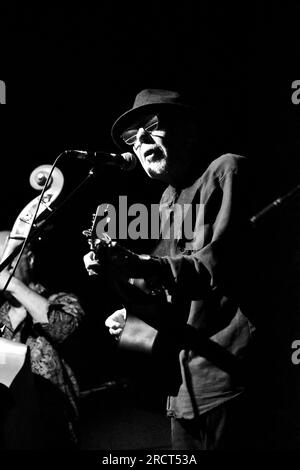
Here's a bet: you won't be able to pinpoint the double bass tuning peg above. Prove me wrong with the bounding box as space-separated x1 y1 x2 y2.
36 172 52 187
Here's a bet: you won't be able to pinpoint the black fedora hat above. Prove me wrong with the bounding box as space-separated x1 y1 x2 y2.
111 89 197 150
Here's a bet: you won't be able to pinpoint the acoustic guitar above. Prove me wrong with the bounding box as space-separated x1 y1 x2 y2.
82 206 175 357
83 206 245 385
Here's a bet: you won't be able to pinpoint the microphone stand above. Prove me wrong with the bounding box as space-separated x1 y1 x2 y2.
0 167 96 277
250 183 300 225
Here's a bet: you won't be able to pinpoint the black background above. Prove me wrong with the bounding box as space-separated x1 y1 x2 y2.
0 4 300 418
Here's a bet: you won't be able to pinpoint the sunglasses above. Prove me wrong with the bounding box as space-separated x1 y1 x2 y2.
120 115 160 146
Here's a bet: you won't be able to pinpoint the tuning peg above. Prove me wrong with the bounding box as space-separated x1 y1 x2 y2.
82 229 91 238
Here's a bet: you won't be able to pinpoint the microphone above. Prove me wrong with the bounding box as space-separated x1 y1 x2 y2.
66 150 137 171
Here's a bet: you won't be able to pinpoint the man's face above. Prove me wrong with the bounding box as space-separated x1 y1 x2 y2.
120 112 195 183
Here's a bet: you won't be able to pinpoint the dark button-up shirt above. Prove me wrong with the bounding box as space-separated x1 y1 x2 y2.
153 153 256 418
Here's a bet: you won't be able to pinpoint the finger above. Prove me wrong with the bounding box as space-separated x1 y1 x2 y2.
83 252 97 267
112 308 127 322
105 318 120 328
84 259 96 269
115 307 127 316
84 259 101 273
105 317 113 327
111 323 122 330
109 327 123 336
87 269 98 277
83 252 94 262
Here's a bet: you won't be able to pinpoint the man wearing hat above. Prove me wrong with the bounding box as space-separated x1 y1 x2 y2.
84 89 262 450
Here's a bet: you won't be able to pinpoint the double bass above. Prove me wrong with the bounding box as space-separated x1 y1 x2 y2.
0 163 65 449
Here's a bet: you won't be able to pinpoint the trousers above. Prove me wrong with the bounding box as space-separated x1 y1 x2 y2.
171 394 269 450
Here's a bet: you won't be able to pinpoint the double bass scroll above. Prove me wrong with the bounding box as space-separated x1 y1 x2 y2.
0 164 64 271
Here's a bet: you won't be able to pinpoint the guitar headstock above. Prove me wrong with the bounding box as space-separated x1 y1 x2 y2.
82 205 112 253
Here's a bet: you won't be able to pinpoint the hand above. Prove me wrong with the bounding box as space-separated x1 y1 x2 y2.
84 243 160 280
83 251 102 276
105 308 126 338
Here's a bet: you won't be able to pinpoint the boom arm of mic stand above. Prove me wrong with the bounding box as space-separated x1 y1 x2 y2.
0 168 96 274
250 183 300 225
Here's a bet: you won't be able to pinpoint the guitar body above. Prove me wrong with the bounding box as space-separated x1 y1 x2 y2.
119 314 158 355
84 206 244 393
84 206 181 381
111 277 165 356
